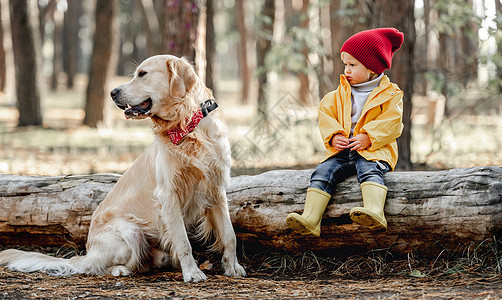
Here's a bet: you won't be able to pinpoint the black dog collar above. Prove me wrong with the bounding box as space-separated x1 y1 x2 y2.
200 99 218 117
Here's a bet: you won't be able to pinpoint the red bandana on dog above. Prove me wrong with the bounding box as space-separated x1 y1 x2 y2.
165 99 219 145
167 110 204 145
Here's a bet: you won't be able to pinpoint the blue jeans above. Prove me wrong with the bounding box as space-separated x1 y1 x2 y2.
310 149 390 195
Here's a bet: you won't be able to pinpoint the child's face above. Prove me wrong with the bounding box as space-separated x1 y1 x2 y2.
341 52 374 85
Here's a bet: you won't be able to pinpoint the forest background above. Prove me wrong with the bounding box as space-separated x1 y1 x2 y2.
0 0 501 177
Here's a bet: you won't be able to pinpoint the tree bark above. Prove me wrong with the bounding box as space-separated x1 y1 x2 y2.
205 0 215 94
51 6 64 91
235 0 250 104
372 0 415 171
496 0 502 93
83 0 119 128
62 0 81 89
139 0 162 56
329 0 343 80
163 0 201 63
9 0 43 127
297 0 310 106
0 0 6 92
0 167 501 257
256 0 275 121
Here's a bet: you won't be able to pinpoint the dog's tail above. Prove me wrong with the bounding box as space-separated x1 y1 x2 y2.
0 220 151 276
0 249 82 276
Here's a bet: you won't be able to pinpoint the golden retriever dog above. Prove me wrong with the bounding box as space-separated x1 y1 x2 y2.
0 55 246 282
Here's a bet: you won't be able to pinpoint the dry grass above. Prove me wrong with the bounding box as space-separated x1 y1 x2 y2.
1 239 501 299
244 237 502 282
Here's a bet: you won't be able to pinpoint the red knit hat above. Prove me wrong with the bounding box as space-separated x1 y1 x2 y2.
340 27 404 74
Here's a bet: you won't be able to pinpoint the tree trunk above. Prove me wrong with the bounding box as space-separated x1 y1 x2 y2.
256 0 275 121
0 167 500 257
62 0 81 89
9 0 43 127
0 0 6 92
496 0 502 92
51 7 63 91
83 0 119 128
205 0 215 94
372 0 415 170
298 0 310 106
163 0 201 63
139 0 162 56
329 0 343 81
235 0 250 104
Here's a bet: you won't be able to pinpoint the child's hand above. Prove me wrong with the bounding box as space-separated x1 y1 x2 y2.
348 133 371 151
331 133 350 151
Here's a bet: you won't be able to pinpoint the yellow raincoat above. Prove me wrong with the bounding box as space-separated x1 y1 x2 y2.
318 74 404 170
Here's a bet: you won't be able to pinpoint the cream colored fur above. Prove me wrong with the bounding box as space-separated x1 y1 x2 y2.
0 55 246 282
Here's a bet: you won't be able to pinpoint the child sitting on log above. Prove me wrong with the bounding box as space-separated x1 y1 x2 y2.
286 28 404 236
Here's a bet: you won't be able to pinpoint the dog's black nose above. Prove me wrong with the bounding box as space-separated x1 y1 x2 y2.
110 88 120 99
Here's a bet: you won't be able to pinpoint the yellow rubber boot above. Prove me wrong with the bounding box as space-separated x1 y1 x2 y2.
286 188 331 237
350 181 388 230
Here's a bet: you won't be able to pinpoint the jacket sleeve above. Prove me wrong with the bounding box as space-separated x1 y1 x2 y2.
318 90 346 150
361 89 404 151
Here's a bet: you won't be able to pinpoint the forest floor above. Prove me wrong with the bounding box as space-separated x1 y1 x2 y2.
0 242 501 299
0 76 501 298
0 268 501 299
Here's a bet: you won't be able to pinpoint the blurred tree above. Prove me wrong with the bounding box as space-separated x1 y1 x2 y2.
496 0 502 93
459 0 478 87
206 0 216 93
329 0 343 81
84 0 119 128
236 0 250 104
51 5 64 91
117 0 141 76
0 1 6 92
430 0 481 116
373 0 415 170
38 0 56 45
9 0 43 127
163 0 201 63
140 0 162 56
298 0 310 105
256 0 275 120
63 0 82 89
415 0 431 95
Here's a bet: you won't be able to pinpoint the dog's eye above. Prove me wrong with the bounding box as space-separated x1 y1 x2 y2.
138 71 147 78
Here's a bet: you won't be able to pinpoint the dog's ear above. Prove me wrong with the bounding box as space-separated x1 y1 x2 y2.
166 58 196 99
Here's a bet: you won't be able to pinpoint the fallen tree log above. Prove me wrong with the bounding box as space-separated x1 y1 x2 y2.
0 167 501 257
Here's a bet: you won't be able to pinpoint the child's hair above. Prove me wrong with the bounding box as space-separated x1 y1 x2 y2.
340 28 404 74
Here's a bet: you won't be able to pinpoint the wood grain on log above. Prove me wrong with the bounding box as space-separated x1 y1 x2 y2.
0 167 501 256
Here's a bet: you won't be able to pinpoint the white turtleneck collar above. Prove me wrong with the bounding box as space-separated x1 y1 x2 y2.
349 73 383 136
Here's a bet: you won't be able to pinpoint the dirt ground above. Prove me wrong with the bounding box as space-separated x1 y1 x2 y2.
0 267 500 299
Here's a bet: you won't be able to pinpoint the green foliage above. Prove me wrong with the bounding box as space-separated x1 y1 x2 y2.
254 1 327 77
424 72 463 96
265 26 326 76
433 0 482 36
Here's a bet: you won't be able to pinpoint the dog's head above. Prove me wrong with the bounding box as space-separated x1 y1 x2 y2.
110 55 200 122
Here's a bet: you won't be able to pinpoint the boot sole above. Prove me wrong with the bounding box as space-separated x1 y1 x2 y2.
286 214 320 237
350 210 387 230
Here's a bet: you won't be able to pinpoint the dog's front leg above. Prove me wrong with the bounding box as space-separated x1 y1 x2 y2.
208 189 246 277
156 189 207 283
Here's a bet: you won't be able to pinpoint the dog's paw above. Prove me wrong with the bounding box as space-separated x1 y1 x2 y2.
182 267 207 283
223 261 246 277
107 265 132 276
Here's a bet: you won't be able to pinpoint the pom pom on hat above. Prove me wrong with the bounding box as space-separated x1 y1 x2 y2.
340 27 404 74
